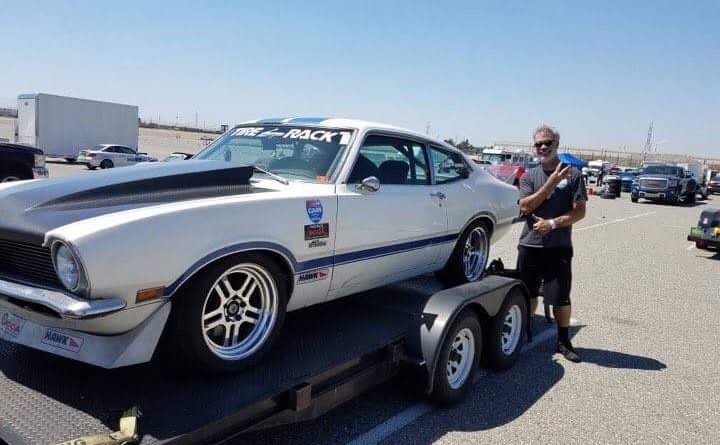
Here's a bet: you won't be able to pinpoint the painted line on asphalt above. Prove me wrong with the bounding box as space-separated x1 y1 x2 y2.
345 326 559 445
576 211 656 232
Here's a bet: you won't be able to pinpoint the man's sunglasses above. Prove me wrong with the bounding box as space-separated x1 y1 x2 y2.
534 140 555 148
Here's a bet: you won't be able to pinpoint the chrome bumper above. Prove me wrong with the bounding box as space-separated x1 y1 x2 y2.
0 278 126 319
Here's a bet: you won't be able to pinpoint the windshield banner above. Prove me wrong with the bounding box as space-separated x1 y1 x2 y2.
232 126 353 145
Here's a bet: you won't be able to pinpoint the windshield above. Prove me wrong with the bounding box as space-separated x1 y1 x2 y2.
194 125 354 183
643 166 682 176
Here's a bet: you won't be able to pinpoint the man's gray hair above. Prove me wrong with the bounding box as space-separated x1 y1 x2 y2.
533 124 560 143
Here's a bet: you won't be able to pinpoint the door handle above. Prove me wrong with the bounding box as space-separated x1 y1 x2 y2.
430 191 446 200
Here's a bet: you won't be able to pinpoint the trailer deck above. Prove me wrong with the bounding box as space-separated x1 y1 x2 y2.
0 275 530 445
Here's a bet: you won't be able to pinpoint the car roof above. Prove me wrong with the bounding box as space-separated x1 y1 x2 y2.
238 117 458 152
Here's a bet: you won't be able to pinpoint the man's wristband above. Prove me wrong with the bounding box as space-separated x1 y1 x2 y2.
549 218 557 230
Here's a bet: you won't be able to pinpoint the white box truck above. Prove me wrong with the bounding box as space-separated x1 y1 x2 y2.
16 93 139 161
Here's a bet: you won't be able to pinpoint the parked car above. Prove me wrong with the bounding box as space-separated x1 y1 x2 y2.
163 152 194 162
687 208 720 250
620 171 638 192
0 118 519 371
631 164 698 204
77 144 158 169
0 143 49 182
708 171 720 195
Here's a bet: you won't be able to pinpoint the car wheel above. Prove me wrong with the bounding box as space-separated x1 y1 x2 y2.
100 159 114 169
631 196 639 203
87 165 97 170
1 176 20 182
429 310 481 405
168 253 288 372
437 220 490 285
482 288 528 371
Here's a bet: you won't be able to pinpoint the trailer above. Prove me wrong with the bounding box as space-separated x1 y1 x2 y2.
0 274 533 445
16 93 139 161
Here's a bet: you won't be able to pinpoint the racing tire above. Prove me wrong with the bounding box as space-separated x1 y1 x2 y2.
482 288 528 371
429 310 482 405
167 253 288 373
631 196 639 203
436 220 491 286
100 159 114 169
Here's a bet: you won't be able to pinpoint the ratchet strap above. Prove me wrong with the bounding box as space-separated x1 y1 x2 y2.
52 406 140 445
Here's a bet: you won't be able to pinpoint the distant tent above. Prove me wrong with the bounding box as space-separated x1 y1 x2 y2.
559 153 587 168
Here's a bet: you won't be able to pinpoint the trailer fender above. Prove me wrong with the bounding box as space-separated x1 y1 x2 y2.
417 275 529 394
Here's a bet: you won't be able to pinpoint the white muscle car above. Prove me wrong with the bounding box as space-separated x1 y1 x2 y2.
0 118 519 371
77 144 158 169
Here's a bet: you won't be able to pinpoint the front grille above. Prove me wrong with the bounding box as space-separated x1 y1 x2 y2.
0 239 61 287
639 178 668 190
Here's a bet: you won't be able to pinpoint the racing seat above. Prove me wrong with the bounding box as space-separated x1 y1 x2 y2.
378 160 409 185
348 154 379 183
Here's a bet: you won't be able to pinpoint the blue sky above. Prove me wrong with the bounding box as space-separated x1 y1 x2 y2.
1 0 718 156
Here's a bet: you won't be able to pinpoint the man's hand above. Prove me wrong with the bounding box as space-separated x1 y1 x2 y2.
532 214 554 235
548 162 572 186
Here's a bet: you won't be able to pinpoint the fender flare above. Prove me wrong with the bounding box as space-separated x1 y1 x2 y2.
410 275 530 394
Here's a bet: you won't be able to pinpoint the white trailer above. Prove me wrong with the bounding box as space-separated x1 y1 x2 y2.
16 93 138 161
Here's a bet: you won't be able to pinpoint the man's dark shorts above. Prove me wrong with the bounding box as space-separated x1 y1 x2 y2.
517 245 573 306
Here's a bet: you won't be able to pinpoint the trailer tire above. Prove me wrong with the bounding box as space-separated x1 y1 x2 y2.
167 252 288 373
482 288 528 371
429 310 481 405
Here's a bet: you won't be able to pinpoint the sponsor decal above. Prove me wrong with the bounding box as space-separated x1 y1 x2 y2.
297 268 329 285
41 329 84 353
1 312 25 338
306 200 324 223
308 239 328 249
232 126 352 145
305 223 330 240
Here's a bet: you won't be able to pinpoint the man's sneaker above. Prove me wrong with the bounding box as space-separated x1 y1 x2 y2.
556 341 582 363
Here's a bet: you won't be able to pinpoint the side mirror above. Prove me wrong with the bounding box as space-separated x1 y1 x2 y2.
456 162 470 179
356 176 381 192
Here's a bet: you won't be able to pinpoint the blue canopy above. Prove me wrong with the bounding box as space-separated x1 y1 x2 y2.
558 153 587 168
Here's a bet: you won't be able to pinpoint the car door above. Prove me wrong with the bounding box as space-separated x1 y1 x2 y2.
427 145 476 242
329 134 447 299
118 146 138 165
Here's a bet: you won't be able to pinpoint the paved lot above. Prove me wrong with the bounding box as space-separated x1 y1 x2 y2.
39 162 720 444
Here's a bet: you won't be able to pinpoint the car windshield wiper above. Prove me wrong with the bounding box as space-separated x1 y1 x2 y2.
251 165 289 185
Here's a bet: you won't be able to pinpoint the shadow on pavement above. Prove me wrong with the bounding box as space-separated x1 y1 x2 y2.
573 348 666 370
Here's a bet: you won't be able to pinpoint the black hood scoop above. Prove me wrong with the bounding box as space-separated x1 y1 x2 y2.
0 162 266 244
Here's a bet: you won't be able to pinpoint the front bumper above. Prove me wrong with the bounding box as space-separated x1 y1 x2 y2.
633 188 676 201
0 301 170 368
0 278 126 319
709 184 720 193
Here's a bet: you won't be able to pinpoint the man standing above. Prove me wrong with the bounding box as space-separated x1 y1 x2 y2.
518 125 587 362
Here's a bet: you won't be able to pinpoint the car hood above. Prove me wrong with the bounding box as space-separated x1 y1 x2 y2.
0 161 268 244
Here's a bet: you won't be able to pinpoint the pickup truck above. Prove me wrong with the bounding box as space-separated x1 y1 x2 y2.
631 164 698 204
0 143 49 182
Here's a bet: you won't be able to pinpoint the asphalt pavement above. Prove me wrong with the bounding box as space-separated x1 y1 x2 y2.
40 163 720 444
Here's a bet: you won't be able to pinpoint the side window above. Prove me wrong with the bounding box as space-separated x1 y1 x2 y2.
119 147 135 155
430 146 466 184
104 147 118 153
348 135 430 185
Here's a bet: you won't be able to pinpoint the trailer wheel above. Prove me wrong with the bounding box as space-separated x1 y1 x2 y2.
168 253 288 373
100 159 114 169
429 310 481 405
482 288 528 371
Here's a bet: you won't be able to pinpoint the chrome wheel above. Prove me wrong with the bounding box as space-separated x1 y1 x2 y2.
501 305 522 355
201 263 279 361
462 226 489 281
446 327 475 390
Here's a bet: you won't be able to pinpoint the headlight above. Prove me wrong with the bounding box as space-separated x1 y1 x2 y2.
668 180 678 187
34 154 46 168
52 242 87 293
